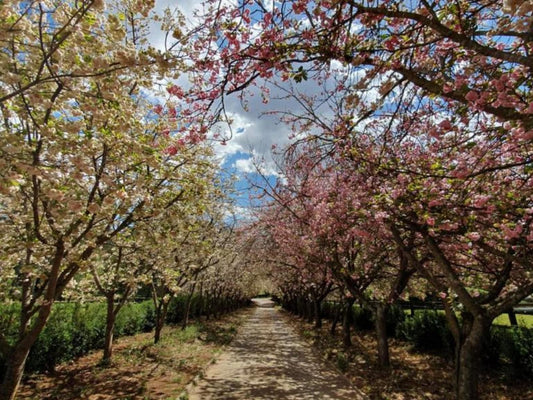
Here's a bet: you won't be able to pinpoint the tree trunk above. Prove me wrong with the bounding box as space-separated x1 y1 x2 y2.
0 345 31 400
154 300 170 344
342 298 355 347
455 315 489 400
375 303 390 368
507 309 518 326
1 296 57 400
103 295 116 362
330 303 341 335
297 298 304 317
182 283 197 330
313 299 322 329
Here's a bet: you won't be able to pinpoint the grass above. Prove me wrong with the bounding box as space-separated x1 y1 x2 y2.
404 309 533 328
493 313 533 328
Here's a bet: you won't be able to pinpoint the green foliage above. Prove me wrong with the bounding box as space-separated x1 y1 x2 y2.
1 293 245 377
351 306 374 331
487 326 533 379
386 305 405 336
395 311 454 355
320 301 340 320
166 296 188 324
165 294 203 324
116 301 155 336
335 351 349 373
2 301 155 374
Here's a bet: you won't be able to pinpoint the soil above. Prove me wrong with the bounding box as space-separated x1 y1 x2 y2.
286 312 533 400
16 310 248 400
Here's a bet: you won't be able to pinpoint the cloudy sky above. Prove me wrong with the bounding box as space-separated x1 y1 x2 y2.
146 0 360 217
146 0 299 212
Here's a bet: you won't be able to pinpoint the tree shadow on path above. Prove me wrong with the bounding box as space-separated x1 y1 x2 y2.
188 298 366 399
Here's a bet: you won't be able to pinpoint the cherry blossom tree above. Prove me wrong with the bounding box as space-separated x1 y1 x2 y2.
0 1 204 397
186 0 532 143
179 2 533 397
89 237 148 363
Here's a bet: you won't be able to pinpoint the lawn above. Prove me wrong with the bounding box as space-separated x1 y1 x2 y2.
493 313 533 328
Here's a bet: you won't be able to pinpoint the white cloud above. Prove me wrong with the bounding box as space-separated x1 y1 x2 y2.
234 157 255 173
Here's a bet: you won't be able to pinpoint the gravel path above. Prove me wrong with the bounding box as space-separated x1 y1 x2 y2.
187 298 366 399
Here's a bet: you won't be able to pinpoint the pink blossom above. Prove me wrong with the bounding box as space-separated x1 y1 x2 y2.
164 145 178 156
153 104 163 115
167 85 184 97
472 195 489 208
465 90 479 101
467 232 481 241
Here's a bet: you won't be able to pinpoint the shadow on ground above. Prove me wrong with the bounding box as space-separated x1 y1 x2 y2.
188 298 366 400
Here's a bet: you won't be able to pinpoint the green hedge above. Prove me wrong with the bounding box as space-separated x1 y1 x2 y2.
286 299 533 380
166 294 203 324
395 311 533 378
26 301 156 373
0 300 155 376
487 326 533 378
395 310 454 355
1 294 246 378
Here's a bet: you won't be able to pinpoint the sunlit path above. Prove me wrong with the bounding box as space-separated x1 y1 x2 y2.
188 298 366 399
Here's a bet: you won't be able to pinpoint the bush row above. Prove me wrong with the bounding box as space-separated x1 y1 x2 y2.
316 301 533 379
0 300 155 376
1 294 246 377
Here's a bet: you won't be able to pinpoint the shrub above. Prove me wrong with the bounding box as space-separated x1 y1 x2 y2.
321 301 340 320
490 326 533 378
116 302 152 336
1 294 242 376
386 305 405 337
26 306 77 372
396 310 454 355
1 300 155 374
166 296 187 324
352 306 374 331
335 351 349 373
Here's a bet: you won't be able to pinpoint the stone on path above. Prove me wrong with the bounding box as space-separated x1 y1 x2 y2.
187 298 366 399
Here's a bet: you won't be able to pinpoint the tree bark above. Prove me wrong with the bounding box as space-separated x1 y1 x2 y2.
330 303 341 335
313 298 322 329
507 309 518 326
182 283 197 330
0 345 31 400
0 248 60 400
342 298 355 347
375 303 390 368
103 295 116 362
306 301 313 323
455 314 489 400
154 299 170 344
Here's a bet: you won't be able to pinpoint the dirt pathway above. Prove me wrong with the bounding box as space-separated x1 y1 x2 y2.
187 298 366 399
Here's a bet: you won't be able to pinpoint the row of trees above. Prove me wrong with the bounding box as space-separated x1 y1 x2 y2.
0 2 257 400
179 1 533 400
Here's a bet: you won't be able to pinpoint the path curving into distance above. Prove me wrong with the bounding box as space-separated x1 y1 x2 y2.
187 298 366 399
